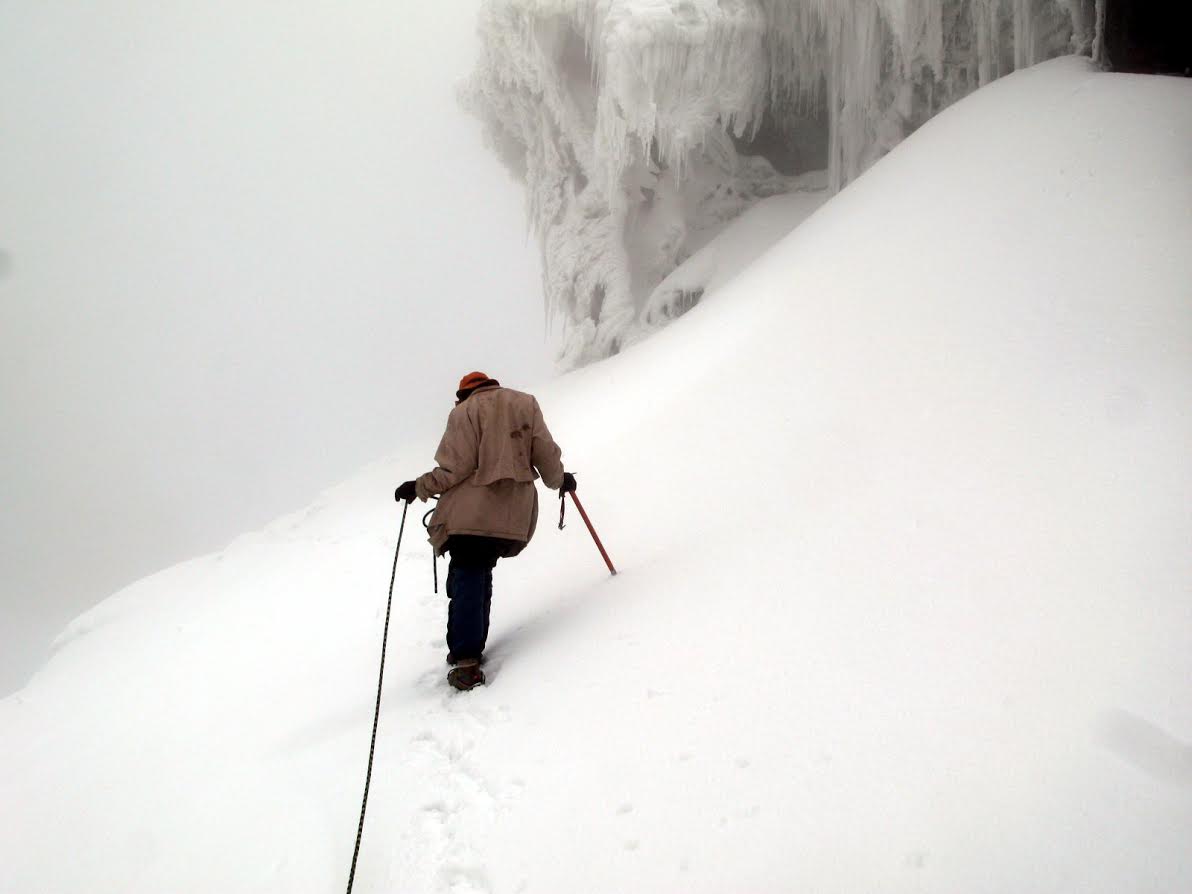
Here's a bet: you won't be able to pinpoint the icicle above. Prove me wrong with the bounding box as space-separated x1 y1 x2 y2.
1058 0 1095 54
973 0 994 85
1091 0 1108 66
1013 0 1039 70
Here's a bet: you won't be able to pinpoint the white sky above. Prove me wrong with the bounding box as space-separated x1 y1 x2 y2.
0 2 548 695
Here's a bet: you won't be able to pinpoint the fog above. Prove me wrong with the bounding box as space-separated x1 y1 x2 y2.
0 2 548 695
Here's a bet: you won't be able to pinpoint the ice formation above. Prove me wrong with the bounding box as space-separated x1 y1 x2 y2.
464 0 1102 367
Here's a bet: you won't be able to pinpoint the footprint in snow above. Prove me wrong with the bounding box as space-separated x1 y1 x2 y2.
439 863 492 894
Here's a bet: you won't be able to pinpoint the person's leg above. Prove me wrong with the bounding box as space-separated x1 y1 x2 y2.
475 537 511 651
481 565 494 649
445 542 491 661
445 536 508 661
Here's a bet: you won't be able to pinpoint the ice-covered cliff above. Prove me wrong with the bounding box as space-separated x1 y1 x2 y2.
464 0 1103 367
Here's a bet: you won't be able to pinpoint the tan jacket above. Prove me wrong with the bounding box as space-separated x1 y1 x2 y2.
415 385 565 556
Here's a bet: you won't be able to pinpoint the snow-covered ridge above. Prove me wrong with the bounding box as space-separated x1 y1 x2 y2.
465 0 1101 367
4 58 1188 894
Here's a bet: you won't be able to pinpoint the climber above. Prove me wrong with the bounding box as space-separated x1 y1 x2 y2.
395 372 576 691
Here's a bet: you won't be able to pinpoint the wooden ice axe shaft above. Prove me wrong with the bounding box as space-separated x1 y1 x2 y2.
568 491 617 576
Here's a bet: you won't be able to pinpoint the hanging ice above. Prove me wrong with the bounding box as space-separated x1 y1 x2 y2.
463 0 1100 368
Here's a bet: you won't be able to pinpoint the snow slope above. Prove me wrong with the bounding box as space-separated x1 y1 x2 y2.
3 58 1191 893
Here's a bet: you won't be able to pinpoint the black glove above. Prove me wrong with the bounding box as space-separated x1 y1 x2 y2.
395 480 417 503
561 472 577 494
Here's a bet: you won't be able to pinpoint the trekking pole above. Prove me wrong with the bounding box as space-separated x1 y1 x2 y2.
566 491 617 576
346 499 408 894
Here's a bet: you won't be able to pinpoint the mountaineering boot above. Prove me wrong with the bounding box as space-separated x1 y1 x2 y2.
447 658 485 691
446 652 486 666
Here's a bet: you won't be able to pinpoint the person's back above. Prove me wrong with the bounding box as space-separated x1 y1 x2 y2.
395 372 574 690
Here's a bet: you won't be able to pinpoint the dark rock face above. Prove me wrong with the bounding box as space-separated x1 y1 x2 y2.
1105 0 1192 75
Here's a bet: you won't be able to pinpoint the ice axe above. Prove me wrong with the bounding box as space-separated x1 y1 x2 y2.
559 487 617 576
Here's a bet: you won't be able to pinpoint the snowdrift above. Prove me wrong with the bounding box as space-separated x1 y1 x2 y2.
3 58 1190 894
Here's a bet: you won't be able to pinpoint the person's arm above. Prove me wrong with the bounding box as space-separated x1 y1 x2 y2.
529 398 565 490
415 407 480 498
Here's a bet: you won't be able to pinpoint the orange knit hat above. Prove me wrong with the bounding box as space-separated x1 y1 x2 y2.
456 371 498 400
458 371 490 392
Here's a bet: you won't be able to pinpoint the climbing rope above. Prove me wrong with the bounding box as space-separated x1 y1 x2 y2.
422 505 438 593
345 499 408 894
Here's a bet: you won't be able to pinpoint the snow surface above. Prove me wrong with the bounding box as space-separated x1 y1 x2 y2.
3 58 1191 893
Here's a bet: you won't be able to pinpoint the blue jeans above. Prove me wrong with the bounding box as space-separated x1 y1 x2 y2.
445 536 513 660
